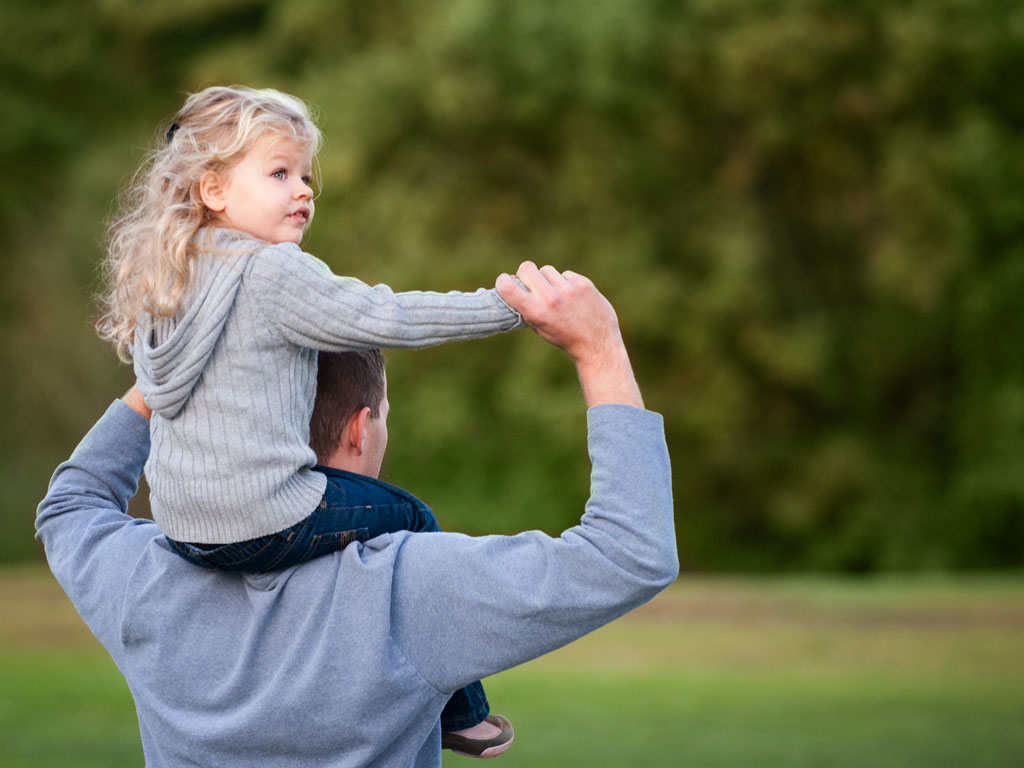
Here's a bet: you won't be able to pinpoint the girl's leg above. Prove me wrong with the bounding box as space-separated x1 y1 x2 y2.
440 680 490 733
263 470 442 570
166 469 442 573
441 687 515 758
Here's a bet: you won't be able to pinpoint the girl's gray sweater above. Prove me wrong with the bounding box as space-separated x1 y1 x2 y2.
132 229 523 543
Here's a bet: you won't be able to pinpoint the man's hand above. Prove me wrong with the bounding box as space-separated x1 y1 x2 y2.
122 385 153 420
497 262 643 409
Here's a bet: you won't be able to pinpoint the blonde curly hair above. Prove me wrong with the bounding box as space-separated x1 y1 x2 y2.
96 86 322 362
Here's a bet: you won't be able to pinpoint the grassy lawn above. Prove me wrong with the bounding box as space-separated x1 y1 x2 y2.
2 565 1022 767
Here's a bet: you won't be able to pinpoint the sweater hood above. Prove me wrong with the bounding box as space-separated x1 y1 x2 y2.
133 238 251 419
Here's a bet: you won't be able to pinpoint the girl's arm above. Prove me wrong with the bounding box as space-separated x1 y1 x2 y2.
254 244 524 351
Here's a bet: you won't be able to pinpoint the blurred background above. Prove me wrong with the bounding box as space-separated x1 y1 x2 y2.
3 0 1024 573
4 3 1024 766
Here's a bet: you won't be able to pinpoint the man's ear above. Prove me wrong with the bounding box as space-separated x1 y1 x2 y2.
199 170 229 213
345 407 373 456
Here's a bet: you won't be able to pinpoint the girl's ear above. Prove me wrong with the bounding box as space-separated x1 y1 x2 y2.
199 170 228 212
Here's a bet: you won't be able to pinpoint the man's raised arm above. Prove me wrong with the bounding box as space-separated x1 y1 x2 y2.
391 262 678 693
35 389 155 644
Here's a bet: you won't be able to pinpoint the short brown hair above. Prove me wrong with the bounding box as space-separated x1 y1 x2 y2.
309 349 386 464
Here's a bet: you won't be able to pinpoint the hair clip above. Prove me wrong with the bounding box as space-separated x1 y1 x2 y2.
166 122 180 142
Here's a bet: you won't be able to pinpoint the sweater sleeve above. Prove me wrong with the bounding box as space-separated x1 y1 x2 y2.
388 405 679 693
35 400 158 651
252 244 524 351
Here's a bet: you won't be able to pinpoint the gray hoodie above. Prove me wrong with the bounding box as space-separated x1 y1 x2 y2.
134 228 523 543
37 399 677 766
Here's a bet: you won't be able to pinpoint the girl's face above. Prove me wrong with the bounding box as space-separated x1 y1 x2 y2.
208 132 315 245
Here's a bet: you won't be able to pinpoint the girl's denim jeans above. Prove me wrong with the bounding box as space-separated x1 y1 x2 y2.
167 466 489 732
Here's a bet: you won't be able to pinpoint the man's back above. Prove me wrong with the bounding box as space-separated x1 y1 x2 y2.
121 529 448 766
37 399 675 766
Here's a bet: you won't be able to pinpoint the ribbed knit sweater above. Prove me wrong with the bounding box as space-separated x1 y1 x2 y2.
133 229 523 543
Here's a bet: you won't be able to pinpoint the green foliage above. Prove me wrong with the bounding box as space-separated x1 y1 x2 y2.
3 0 1024 569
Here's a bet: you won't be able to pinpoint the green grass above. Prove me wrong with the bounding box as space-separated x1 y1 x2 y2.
461 575 1024 768
0 566 141 767
3 566 1023 767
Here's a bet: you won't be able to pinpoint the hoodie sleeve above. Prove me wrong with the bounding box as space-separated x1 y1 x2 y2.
35 400 160 652
388 404 679 693
250 244 524 351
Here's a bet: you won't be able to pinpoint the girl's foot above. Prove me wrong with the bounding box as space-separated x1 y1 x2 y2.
442 714 515 758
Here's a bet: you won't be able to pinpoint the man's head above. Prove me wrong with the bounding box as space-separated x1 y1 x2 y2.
309 349 389 477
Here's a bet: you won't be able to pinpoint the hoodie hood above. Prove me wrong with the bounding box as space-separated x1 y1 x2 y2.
133 248 248 419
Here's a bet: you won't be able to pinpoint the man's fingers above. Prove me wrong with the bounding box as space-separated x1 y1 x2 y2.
496 272 519 295
561 269 593 289
514 260 539 279
122 385 153 420
538 264 569 286
513 261 550 298
500 261 598 333
517 262 578 307
496 271 539 321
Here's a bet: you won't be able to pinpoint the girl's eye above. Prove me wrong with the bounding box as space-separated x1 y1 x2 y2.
301 176 312 186
272 170 287 180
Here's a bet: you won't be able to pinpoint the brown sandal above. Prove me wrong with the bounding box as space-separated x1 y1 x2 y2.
441 714 515 758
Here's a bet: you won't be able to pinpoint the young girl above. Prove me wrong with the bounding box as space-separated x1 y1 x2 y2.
96 85 516 756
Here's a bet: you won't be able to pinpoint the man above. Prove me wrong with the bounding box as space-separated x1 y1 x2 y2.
36 262 678 766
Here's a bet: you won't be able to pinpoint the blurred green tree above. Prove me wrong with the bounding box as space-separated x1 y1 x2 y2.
4 0 1023 570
